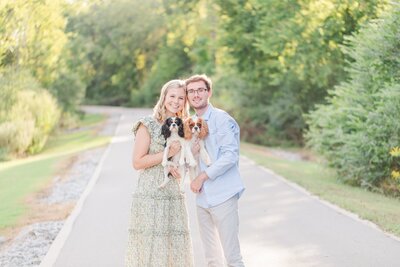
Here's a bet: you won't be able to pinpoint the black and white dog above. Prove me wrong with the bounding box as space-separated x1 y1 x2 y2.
160 117 196 192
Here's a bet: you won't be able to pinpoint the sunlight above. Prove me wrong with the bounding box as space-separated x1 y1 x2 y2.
242 241 326 267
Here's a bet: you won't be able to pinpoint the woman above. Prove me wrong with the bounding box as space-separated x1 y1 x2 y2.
125 79 194 267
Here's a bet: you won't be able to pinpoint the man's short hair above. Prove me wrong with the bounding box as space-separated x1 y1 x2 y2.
185 74 212 92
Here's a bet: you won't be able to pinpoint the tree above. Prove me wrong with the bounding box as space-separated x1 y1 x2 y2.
0 0 68 86
67 0 166 105
305 5 400 194
215 0 388 145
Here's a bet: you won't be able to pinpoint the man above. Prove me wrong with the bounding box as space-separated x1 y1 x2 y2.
185 74 245 267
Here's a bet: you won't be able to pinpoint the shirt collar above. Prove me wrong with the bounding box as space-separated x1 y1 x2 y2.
197 103 213 122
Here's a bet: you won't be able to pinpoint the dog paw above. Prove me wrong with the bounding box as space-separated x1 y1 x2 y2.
189 160 197 167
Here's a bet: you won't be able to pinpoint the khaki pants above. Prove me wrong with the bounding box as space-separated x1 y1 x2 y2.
196 196 245 267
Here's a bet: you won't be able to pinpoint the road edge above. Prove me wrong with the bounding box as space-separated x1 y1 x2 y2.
39 114 122 267
240 155 400 243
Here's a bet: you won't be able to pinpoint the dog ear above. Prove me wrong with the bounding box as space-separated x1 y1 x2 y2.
199 118 209 139
177 118 185 138
161 123 171 140
183 118 192 140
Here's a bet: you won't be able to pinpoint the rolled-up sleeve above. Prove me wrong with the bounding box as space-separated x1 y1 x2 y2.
205 117 239 180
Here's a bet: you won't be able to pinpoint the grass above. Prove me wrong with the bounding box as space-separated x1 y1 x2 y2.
241 142 400 238
0 113 110 232
79 113 105 127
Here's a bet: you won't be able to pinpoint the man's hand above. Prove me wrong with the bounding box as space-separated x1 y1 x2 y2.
190 172 208 194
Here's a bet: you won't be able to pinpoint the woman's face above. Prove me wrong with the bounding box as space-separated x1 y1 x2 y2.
164 86 186 117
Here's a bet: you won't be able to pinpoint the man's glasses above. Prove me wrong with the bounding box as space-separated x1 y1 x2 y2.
187 88 208 95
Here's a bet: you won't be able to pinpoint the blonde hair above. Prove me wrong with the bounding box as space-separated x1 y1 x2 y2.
153 79 189 123
184 74 212 92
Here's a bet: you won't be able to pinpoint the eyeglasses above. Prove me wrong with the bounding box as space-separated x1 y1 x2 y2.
187 88 208 95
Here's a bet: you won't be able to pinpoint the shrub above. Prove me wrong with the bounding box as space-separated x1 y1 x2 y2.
387 146 400 196
0 121 35 159
305 6 400 194
0 68 60 158
17 90 60 154
50 71 85 112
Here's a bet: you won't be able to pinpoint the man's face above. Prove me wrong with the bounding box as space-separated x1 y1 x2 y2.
186 80 211 111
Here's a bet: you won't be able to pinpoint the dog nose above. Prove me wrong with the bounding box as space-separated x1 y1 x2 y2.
171 123 176 127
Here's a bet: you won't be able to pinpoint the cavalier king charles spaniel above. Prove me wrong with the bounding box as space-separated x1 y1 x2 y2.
184 117 212 181
160 116 196 192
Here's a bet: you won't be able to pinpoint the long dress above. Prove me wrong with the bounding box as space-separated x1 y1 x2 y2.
125 116 194 267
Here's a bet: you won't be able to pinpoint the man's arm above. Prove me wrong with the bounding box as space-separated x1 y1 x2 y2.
190 116 239 193
205 116 239 180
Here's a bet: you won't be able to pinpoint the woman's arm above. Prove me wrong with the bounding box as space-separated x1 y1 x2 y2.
132 124 181 170
132 124 163 170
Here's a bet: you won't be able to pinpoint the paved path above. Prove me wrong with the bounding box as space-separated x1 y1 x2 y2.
41 107 400 267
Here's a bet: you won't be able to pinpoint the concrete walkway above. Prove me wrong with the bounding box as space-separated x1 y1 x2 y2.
41 107 400 267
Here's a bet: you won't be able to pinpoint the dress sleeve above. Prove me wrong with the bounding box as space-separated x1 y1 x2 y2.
132 116 152 136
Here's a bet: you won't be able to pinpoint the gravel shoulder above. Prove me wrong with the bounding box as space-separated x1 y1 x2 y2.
0 113 119 267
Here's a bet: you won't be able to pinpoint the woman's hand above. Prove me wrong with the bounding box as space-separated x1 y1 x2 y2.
169 166 181 180
167 141 181 158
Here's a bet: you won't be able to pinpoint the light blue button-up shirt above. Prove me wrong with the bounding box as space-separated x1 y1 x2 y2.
195 104 245 208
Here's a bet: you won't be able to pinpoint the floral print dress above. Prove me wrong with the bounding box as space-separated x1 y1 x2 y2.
125 116 194 267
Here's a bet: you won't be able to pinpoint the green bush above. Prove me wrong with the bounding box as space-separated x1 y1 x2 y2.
305 6 400 194
0 69 37 122
19 90 60 154
0 68 60 158
50 71 85 112
0 121 35 159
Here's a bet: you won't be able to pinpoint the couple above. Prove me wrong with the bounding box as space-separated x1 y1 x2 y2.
125 74 245 267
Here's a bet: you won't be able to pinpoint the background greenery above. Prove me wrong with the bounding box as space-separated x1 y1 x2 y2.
0 0 399 196
0 113 109 231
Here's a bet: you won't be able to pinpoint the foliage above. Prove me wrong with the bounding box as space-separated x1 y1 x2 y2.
135 45 192 106
215 0 388 145
66 0 221 107
0 0 397 172
0 69 60 159
0 0 89 159
0 0 68 86
23 89 61 154
305 6 400 194
133 0 214 106
389 147 400 194
51 71 86 112
66 0 167 105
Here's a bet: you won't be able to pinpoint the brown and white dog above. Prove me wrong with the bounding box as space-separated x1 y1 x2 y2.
160 116 196 192
184 117 212 181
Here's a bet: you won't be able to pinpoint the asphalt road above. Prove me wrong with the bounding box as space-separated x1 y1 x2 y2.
41 106 400 267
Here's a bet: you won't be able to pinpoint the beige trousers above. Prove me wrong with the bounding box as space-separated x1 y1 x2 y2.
196 196 245 267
